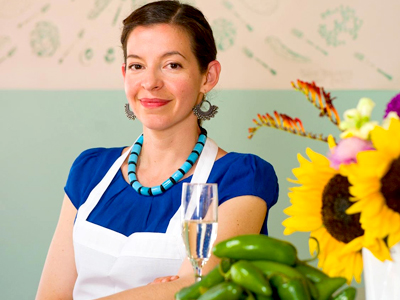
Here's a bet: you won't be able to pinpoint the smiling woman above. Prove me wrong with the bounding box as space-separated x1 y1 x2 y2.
122 23 218 133
35 1 279 300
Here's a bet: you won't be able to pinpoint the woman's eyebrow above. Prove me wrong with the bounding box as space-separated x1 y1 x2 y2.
161 51 186 60
126 51 187 60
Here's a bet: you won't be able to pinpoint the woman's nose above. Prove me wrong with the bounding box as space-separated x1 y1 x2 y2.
141 68 163 90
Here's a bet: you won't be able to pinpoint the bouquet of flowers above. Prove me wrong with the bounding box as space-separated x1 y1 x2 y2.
249 80 400 285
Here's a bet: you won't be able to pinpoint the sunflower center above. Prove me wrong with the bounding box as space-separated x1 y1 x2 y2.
321 174 364 244
381 156 400 213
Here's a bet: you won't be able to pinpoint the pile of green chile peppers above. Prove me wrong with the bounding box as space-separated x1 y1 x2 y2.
175 235 357 300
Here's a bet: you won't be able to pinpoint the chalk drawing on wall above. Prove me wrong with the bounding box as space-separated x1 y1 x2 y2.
17 3 51 28
79 45 95 66
113 0 127 26
105 47 117 63
243 47 277 76
299 68 353 86
354 52 392 81
292 28 328 56
88 0 113 20
265 36 310 63
242 0 279 16
0 0 33 19
131 0 151 10
30 21 60 57
0 36 17 64
59 29 85 64
79 39 118 66
0 0 398 89
222 0 253 32
212 18 237 51
319 6 363 47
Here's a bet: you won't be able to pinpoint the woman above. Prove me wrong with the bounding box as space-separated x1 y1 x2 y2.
36 1 279 299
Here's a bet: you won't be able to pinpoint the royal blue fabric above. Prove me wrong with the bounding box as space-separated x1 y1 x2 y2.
65 146 279 236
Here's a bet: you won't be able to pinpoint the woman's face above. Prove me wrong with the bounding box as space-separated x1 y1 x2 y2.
122 24 207 131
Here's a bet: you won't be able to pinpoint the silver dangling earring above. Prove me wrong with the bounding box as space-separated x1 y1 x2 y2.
193 95 218 120
124 104 136 120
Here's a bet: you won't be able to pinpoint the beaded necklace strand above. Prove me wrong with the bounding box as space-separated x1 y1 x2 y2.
127 128 207 196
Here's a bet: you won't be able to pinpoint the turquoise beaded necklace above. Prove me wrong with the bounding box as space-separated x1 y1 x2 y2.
127 128 207 196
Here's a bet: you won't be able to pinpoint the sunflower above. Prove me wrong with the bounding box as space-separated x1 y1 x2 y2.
282 147 367 283
343 118 400 251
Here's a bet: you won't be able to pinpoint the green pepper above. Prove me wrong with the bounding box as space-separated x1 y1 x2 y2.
295 263 329 283
250 260 305 278
269 273 311 300
255 295 273 300
331 287 357 300
239 290 273 300
175 260 231 300
230 260 272 297
304 278 319 300
213 234 298 266
249 261 318 300
314 276 346 300
240 291 256 300
197 282 243 300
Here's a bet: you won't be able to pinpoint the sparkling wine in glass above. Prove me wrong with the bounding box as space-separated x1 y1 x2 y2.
181 183 218 282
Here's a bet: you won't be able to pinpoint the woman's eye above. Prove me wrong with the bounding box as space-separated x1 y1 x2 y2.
129 64 142 70
168 63 182 69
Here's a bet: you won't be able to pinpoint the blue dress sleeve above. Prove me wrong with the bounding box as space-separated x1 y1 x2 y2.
213 153 279 235
64 147 119 209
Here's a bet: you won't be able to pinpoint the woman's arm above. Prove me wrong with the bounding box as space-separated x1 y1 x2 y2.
96 195 268 300
35 194 78 300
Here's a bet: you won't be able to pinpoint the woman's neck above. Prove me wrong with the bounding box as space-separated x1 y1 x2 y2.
134 124 202 186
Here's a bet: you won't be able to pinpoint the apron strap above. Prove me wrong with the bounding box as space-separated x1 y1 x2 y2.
190 138 218 183
75 145 133 222
166 137 218 235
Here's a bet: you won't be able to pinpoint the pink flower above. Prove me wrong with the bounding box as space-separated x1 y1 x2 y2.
328 137 374 169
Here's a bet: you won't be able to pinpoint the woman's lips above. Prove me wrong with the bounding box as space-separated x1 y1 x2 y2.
140 98 170 108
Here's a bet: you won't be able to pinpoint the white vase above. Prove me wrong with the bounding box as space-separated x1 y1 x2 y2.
362 242 400 300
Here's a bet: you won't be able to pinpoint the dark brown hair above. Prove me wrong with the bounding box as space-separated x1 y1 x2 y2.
121 0 217 73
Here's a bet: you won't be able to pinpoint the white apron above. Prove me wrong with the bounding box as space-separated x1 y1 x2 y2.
72 138 218 300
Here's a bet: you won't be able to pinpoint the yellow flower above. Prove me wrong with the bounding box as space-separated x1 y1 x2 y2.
344 118 400 250
283 148 367 283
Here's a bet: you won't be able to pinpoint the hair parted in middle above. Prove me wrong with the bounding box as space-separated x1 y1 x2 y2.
121 0 217 74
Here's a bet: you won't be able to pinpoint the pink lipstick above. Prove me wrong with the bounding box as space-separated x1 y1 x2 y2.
140 98 170 108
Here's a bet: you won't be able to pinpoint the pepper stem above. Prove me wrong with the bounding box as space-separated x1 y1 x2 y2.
301 236 320 263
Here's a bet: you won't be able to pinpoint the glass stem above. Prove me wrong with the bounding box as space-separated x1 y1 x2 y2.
194 266 202 282
192 259 204 282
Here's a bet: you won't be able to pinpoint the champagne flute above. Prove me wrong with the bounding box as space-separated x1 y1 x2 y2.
181 183 218 282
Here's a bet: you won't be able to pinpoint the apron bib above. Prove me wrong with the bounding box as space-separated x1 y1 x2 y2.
72 138 218 300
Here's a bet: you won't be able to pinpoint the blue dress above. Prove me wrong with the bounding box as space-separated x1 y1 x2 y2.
65 147 279 236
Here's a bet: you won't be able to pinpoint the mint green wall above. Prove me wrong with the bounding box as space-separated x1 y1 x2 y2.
0 90 395 299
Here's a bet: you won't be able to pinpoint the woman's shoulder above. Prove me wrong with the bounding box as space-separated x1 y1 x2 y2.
72 146 125 166
211 151 278 204
65 146 126 209
211 151 278 193
216 152 275 173
68 145 127 182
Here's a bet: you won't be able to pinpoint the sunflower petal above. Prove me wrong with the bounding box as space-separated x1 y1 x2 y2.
372 121 400 157
388 229 400 249
353 251 363 283
282 216 322 232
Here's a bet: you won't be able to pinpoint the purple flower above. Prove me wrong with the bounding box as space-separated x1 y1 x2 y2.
328 137 375 169
384 93 400 118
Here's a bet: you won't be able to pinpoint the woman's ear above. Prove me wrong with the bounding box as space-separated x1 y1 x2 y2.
203 60 221 91
122 63 126 78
